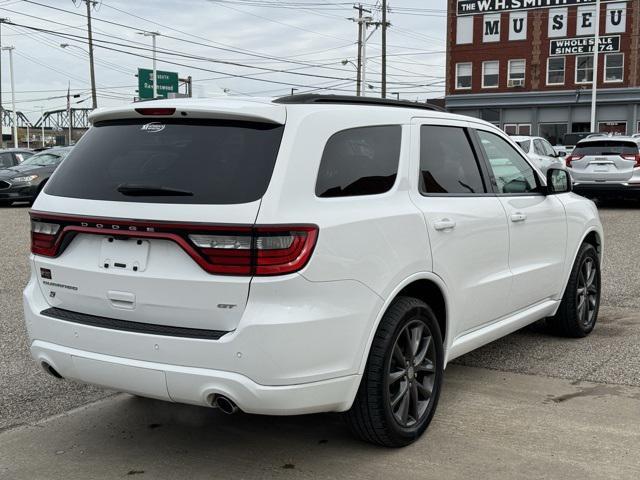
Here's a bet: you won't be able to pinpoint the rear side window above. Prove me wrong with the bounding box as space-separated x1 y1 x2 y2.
516 140 530 152
0 152 13 168
45 119 284 205
420 125 486 195
315 125 401 198
573 141 639 156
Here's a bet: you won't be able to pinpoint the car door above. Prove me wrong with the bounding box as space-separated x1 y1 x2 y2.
409 119 512 336
474 128 567 312
0 152 13 169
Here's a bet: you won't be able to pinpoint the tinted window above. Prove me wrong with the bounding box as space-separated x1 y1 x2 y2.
0 152 13 168
541 139 557 157
477 130 539 194
22 151 68 166
573 141 639 156
420 126 485 195
45 119 284 205
516 140 530 152
534 139 546 155
316 125 401 197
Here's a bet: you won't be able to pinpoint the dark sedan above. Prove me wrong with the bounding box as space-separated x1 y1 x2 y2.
0 147 72 206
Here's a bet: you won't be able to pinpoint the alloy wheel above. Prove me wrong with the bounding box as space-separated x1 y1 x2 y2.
576 256 598 328
387 319 437 428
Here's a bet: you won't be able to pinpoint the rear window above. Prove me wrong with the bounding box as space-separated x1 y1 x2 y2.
573 141 639 156
45 119 284 204
315 125 401 198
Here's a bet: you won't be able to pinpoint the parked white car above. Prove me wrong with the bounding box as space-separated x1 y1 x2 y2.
567 135 640 197
24 95 603 447
512 135 565 174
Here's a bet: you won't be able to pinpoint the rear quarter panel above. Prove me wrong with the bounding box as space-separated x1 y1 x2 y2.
256 107 431 299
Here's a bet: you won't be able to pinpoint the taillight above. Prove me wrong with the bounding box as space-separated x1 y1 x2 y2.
29 211 318 276
30 220 62 257
621 153 640 167
188 226 318 276
565 154 583 168
134 107 176 116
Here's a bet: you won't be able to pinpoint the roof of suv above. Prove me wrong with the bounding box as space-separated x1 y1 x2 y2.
577 135 640 145
88 95 490 129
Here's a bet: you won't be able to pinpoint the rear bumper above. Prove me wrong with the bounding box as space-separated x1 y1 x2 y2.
23 261 382 414
30 340 360 415
573 182 640 196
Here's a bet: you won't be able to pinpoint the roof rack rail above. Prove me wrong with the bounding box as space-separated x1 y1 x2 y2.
273 94 445 112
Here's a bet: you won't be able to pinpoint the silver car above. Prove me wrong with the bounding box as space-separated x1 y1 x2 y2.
567 136 640 197
512 135 564 174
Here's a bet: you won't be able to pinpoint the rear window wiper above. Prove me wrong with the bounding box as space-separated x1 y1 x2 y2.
116 184 194 196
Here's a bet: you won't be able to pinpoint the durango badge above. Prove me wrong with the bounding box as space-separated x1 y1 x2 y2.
141 122 165 133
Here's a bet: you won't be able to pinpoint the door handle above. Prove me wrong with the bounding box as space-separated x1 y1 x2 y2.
510 212 527 223
433 219 456 231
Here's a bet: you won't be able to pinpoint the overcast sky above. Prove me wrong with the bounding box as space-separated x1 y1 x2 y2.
0 0 447 124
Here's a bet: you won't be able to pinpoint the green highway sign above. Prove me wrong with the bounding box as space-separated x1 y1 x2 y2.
137 68 179 99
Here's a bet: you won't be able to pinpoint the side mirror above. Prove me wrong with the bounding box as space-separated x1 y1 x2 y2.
554 151 566 158
546 168 572 194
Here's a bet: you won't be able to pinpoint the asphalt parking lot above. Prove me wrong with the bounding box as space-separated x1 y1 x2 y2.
1 201 639 479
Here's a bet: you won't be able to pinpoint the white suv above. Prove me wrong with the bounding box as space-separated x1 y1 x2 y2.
24 95 603 447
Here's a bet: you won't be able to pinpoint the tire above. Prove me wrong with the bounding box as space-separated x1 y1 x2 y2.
547 243 600 338
346 296 444 447
0 200 12 207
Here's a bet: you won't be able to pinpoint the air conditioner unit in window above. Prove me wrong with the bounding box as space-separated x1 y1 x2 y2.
508 79 524 87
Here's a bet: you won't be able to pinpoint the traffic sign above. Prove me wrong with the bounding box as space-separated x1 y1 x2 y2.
137 68 179 99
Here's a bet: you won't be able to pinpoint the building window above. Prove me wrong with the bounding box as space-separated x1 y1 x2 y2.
547 57 565 85
503 124 531 136
598 121 626 135
508 12 527 41
507 59 525 87
604 53 624 83
456 16 473 44
539 123 568 146
576 56 593 84
606 2 626 34
483 14 501 42
482 61 499 88
456 63 472 89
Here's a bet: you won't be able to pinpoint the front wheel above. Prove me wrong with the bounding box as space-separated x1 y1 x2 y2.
346 296 444 447
547 243 600 337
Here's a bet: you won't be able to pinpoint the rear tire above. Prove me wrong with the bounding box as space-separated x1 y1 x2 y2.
547 243 600 337
0 200 12 207
346 296 444 447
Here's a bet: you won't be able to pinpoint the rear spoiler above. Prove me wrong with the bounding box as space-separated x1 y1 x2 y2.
89 99 286 125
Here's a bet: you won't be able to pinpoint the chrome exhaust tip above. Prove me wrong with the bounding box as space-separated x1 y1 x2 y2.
213 395 239 415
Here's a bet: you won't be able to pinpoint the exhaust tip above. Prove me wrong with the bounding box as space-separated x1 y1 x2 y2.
41 362 63 379
213 395 239 415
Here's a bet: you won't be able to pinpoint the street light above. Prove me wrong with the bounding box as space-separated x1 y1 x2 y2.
341 60 359 95
138 31 161 99
1 46 17 148
60 43 89 55
391 92 400 100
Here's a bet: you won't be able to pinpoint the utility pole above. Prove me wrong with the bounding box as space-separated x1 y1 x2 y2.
351 6 375 97
381 0 388 98
139 31 160 99
1 46 16 148
83 0 98 109
353 5 365 96
590 0 601 132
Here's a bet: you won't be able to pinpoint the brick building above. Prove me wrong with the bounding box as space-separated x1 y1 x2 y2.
445 0 640 144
